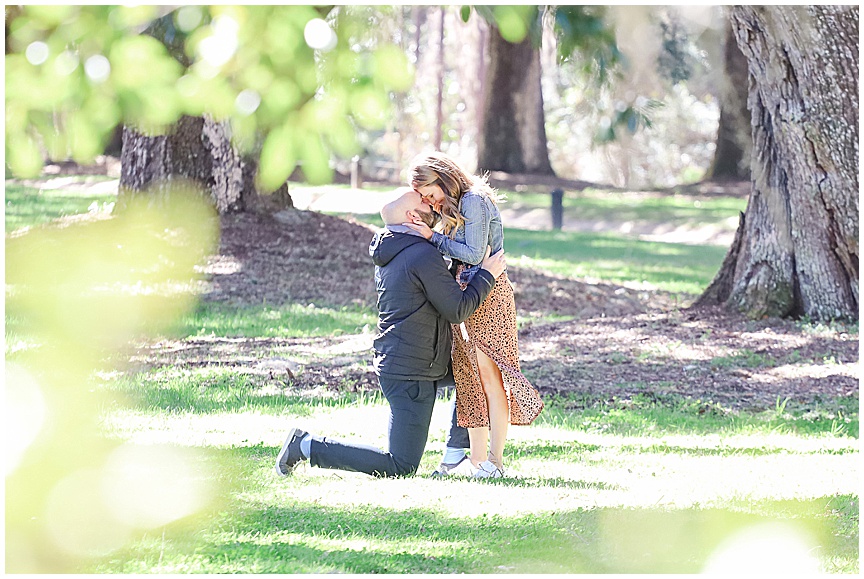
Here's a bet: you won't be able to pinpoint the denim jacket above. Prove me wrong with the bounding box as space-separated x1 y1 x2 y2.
430 190 504 284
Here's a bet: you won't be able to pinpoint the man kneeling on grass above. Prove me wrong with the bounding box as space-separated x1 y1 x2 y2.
276 189 506 478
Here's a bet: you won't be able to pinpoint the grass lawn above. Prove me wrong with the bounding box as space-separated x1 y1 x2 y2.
504 228 728 295
504 187 747 227
4 176 118 232
5 178 858 574
86 382 857 574
177 301 377 339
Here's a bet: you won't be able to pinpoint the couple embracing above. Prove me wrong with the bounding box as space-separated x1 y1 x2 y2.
276 152 543 479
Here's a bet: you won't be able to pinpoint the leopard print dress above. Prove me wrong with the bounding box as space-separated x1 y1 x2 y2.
451 266 544 428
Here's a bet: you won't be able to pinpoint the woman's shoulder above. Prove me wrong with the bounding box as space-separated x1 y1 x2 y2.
460 188 501 215
458 190 488 214
460 188 489 206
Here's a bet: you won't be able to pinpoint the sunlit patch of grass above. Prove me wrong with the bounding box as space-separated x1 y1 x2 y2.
86 433 858 574
504 188 747 226
5 177 117 232
90 375 859 574
176 301 378 339
534 393 859 439
4 313 42 357
505 228 727 295
101 367 385 416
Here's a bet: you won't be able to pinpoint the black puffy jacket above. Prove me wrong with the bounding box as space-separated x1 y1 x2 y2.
369 229 495 382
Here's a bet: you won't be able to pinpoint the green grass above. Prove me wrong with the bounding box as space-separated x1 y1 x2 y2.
102 367 859 441
505 227 727 295
88 486 857 574
178 301 377 339
5 177 117 232
534 393 859 440
84 385 857 574
505 187 747 226
6 178 858 574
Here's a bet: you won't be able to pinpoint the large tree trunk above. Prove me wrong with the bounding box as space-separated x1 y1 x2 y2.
118 10 291 214
119 115 251 213
705 18 751 181
696 6 858 321
477 27 555 175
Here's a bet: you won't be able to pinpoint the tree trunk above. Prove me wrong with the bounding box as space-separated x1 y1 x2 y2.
477 26 555 175
705 18 751 181
696 6 858 322
433 7 445 150
476 21 488 134
118 10 291 214
412 5 425 65
119 115 255 214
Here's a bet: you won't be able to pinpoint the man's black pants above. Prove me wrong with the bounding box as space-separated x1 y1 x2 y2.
309 377 439 477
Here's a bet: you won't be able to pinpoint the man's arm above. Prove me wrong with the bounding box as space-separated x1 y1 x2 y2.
415 246 505 324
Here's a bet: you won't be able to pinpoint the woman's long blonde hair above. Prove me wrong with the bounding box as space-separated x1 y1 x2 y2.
409 152 504 238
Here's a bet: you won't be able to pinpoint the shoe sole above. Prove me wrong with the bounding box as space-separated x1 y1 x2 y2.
275 427 303 477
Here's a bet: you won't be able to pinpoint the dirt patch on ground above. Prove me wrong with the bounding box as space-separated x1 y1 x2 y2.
157 207 858 414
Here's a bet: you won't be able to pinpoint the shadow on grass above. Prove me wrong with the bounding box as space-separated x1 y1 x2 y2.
108 371 859 442
84 446 858 574
91 487 857 574
82 445 858 574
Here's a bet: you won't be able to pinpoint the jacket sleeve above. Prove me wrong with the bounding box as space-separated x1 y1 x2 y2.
430 194 489 265
414 247 495 324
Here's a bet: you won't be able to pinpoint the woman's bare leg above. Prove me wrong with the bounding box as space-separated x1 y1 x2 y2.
476 347 508 470
467 427 488 467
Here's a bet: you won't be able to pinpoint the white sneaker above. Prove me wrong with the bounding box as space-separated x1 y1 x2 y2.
472 460 503 479
432 455 477 477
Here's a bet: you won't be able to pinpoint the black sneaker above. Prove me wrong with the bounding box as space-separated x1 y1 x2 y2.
275 427 308 477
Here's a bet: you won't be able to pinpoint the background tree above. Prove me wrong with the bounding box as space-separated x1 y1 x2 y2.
697 5 858 321
118 11 251 213
473 5 622 176
704 17 751 181
475 6 554 175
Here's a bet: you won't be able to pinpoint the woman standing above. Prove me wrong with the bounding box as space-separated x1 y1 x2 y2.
405 152 543 478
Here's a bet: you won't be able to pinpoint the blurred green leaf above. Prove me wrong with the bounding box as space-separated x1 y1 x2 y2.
110 5 159 30
192 76 236 121
372 45 414 92
109 36 182 90
349 87 388 130
326 119 361 159
6 134 45 178
258 125 296 193
493 6 537 44
24 4 75 28
297 132 332 185
68 127 104 165
4 5 410 181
